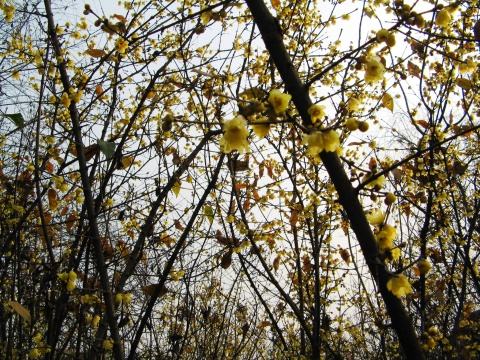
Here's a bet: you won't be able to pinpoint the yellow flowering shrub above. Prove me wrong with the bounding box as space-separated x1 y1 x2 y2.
219 115 250 153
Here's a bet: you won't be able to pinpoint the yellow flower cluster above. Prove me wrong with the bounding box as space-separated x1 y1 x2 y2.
364 56 385 83
459 58 476 74
376 29 396 47
114 292 133 305
61 93 71 108
387 274 413 298
268 89 291 114
364 174 386 189
85 314 101 328
303 130 340 158
366 209 385 226
344 118 359 131
1 2 15 22
58 270 77 292
417 259 432 275
219 115 250 154
115 38 129 54
103 338 114 350
80 294 99 304
170 269 185 281
376 224 396 253
69 88 83 104
29 332 49 359
346 97 361 113
308 104 326 124
435 9 451 28
53 175 69 192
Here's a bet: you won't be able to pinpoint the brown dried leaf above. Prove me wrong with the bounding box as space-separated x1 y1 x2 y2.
339 248 351 265
85 48 107 58
289 209 298 227
408 61 421 78
142 284 168 297
47 188 58 211
112 14 127 23
174 219 185 230
415 120 429 129
220 251 232 269
7 301 31 323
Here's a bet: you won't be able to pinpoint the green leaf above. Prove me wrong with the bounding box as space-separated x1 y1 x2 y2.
4 113 25 128
98 140 116 159
172 180 181 197
204 205 214 224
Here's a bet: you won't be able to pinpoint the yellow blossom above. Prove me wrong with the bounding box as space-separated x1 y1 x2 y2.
219 115 249 153
66 280 76 292
32 333 43 345
251 117 271 138
115 293 123 304
70 90 83 104
365 174 386 189
364 56 385 83
385 192 396 205
459 59 476 74
345 118 359 131
376 29 395 47
2 4 15 22
29 348 41 359
366 209 385 225
308 104 325 124
303 131 324 157
122 292 133 304
389 247 401 262
61 93 71 108
115 38 129 54
103 339 114 350
57 272 68 282
346 97 361 112
68 270 77 281
170 270 185 281
435 9 451 28
12 70 20 80
376 224 396 252
91 314 101 328
387 274 413 298
322 130 340 152
417 259 432 275
268 89 291 115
